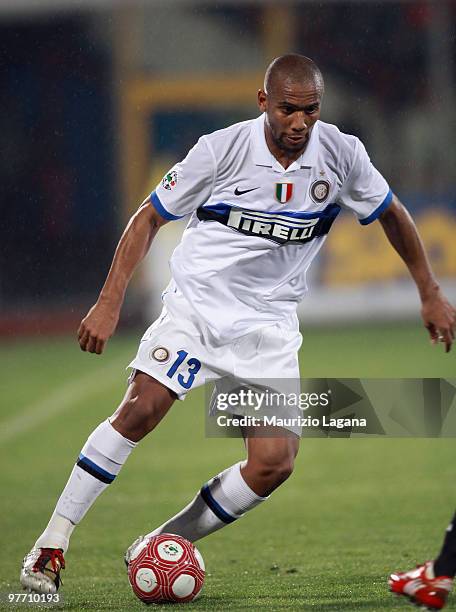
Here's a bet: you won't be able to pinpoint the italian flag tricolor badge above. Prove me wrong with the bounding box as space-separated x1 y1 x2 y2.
275 182 293 203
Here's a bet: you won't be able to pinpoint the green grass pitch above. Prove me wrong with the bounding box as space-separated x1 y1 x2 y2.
0 322 454 610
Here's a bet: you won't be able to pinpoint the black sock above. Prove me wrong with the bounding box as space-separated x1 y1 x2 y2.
434 512 456 578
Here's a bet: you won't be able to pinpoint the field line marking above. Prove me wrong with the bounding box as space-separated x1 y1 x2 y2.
0 354 129 446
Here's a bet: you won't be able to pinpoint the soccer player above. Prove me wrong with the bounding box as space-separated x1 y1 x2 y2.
389 511 456 610
20 54 455 595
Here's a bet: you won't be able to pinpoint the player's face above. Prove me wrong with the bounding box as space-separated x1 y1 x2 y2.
258 81 322 156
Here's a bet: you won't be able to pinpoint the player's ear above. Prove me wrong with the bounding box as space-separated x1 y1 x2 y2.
257 89 267 112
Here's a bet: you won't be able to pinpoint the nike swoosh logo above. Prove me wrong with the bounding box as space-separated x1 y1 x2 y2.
234 186 260 196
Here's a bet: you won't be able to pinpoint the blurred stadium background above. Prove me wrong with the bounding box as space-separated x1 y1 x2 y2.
1 3 456 609
1 0 455 333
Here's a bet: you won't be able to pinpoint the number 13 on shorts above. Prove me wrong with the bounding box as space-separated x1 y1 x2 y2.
166 350 201 389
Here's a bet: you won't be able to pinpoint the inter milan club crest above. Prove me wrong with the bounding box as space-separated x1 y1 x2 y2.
162 170 178 191
150 346 170 363
275 182 293 203
310 179 330 203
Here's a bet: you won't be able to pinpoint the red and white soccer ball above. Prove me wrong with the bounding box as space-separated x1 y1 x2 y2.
127 534 205 604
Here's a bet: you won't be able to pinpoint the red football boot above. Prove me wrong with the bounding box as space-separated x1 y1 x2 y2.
20 547 65 594
389 561 452 610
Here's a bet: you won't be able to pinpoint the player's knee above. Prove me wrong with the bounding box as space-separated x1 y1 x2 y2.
113 373 174 440
121 394 158 431
270 456 295 485
253 455 295 490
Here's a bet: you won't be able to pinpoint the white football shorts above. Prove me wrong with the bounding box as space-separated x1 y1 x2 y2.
128 289 303 435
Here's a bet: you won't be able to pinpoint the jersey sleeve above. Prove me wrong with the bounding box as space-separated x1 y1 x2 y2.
337 138 392 225
150 136 215 220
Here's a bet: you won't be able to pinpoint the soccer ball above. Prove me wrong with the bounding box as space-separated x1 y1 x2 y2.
127 534 205 604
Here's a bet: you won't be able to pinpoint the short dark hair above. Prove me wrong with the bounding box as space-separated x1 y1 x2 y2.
264 54 324 95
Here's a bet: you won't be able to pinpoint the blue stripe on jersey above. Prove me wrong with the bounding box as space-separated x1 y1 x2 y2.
199 202 341 220
359 189 393 225
150 190 183 221
77 453 116 484
200 483 237 524
196 202 341 245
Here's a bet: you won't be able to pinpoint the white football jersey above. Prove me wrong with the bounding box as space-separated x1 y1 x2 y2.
152 114 391 343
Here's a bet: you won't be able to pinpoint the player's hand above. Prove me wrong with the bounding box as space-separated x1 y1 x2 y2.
77 300 120 354
421 288 456 353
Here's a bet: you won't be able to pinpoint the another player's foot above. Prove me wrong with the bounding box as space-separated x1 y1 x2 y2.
389 561 453 610
20 548 65 594
124 535 146 567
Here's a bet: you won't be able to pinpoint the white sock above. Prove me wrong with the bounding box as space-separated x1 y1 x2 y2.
34 511 75 552
148 462 267 542
35 419 136 552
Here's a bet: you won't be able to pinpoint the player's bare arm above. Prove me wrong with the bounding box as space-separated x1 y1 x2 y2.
379 193 456 352
78 198 168 354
